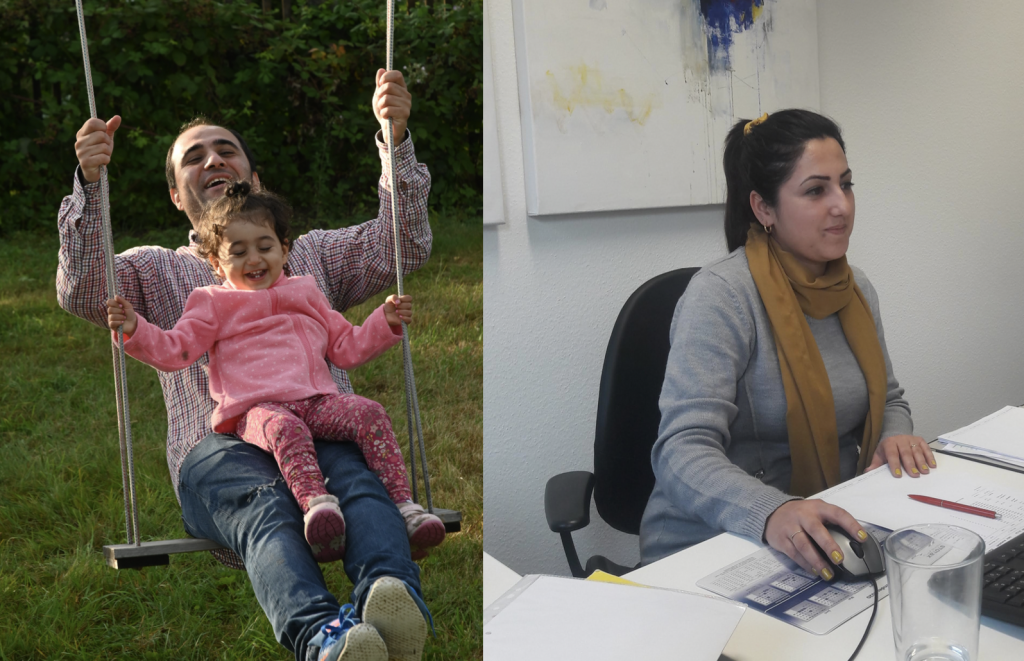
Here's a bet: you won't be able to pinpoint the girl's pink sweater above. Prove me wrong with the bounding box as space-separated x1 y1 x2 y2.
120 273 402 432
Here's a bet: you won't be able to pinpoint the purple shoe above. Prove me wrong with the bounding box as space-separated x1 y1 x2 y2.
398 502 446 559
304 494 346 563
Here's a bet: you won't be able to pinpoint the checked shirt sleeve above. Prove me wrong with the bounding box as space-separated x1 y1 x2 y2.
304 132 432 312
56 169 148 329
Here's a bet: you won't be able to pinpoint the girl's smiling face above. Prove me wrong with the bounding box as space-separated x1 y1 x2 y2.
751 137 855 276
210 212 289 290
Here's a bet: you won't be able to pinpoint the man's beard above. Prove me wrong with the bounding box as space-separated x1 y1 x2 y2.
180 187 209 227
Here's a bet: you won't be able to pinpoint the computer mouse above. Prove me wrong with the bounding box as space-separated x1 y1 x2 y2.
808 524 885 581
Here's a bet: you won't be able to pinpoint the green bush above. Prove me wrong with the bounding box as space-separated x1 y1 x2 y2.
0 0 482 234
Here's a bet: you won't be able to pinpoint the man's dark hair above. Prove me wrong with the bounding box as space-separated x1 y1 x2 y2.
164 116 259 189
722 109 846 252
195 181 292 263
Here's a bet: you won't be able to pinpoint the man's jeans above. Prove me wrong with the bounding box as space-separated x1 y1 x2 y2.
178 433 422 660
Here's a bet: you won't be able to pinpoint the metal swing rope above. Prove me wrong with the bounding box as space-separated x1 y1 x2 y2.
385 0 434 512
74 0 141 547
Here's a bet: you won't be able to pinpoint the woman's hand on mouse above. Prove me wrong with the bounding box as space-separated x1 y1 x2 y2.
764 499 868 580
867 434 936 478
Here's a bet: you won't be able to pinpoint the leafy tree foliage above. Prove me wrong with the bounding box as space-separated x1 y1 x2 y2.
0 0 482 233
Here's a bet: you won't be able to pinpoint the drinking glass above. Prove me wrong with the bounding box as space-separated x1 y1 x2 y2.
884 523 984 661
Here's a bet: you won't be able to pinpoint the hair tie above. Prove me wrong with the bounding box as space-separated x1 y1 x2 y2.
744 113 769 136
225 180 251 198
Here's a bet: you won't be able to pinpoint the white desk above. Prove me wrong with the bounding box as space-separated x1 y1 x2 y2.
484 552 522 609
624 454 1024 660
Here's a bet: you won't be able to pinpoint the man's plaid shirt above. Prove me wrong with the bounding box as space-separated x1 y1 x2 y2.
57 134 431 506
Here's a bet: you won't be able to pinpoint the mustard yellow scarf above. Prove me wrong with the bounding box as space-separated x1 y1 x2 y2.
745 224 886 496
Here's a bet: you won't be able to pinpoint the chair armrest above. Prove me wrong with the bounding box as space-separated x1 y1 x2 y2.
544 471 595 533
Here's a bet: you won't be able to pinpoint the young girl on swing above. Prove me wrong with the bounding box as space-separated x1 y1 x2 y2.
105 181 445 563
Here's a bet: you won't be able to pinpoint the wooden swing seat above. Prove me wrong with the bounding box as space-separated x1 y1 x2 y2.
103 508 462 569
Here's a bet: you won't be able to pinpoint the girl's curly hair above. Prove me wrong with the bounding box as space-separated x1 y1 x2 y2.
195 181 293 262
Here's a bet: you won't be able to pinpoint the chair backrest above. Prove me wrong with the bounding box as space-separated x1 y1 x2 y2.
593 267 699 535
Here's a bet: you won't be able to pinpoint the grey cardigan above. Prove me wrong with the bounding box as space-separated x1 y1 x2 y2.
639 249 913 565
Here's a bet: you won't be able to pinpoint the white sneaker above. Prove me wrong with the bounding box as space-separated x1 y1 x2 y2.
304 494 346 563
361 577 431 661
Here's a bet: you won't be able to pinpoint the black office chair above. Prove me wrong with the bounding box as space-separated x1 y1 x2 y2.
544 267 699 578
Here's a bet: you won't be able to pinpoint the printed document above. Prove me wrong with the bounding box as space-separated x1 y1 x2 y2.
696 523 890 635
820 462 1024 549
938 406 1024 463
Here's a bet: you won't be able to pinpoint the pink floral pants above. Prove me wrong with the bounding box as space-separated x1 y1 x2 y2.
235 393 413 512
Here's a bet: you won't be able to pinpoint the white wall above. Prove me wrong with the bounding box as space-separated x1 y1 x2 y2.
484 0 1024 577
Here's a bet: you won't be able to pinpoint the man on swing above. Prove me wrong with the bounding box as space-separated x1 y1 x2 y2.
57 70 432 661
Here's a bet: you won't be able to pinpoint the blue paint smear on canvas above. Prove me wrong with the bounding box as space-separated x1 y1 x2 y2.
699 0 765 72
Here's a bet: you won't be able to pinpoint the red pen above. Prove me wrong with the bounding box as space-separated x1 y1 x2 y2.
908 494 1000 520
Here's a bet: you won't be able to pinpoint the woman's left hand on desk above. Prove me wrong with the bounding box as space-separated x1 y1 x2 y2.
867 434 936 477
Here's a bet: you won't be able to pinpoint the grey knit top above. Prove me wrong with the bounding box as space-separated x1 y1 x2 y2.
638 249 914 565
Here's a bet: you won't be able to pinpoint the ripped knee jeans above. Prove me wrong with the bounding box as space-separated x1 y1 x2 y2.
177 432 421 660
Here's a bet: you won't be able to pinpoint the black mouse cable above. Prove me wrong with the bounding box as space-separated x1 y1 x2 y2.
847 575 879 661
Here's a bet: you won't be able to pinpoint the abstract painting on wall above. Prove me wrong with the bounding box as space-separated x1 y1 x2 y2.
511 0 819 215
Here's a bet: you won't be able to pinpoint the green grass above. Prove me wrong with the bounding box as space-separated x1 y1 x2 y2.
0 216 482 660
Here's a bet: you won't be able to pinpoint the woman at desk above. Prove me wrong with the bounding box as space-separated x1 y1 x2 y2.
640 110 937 580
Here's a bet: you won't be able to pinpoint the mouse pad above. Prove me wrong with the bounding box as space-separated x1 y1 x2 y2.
696 522 891 635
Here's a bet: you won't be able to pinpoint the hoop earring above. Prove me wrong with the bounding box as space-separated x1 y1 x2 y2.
763 224 773 235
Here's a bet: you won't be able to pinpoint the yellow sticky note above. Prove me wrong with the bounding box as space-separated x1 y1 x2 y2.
586 570 649 588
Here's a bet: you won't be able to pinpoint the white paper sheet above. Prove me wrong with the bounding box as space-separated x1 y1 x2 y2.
818 465 1024 549
483 574 744 660
938 406 1024 462
939 441 1024 469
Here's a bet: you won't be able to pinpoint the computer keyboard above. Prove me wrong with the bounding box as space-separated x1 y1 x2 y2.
982 530 1024 627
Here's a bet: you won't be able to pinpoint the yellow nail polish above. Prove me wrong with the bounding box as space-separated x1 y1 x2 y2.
920 465 929 473
929 461 937 468
857 530 868 541
911 467 919 475
895 468 902 477
831 551 843 564
821 567 834 581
